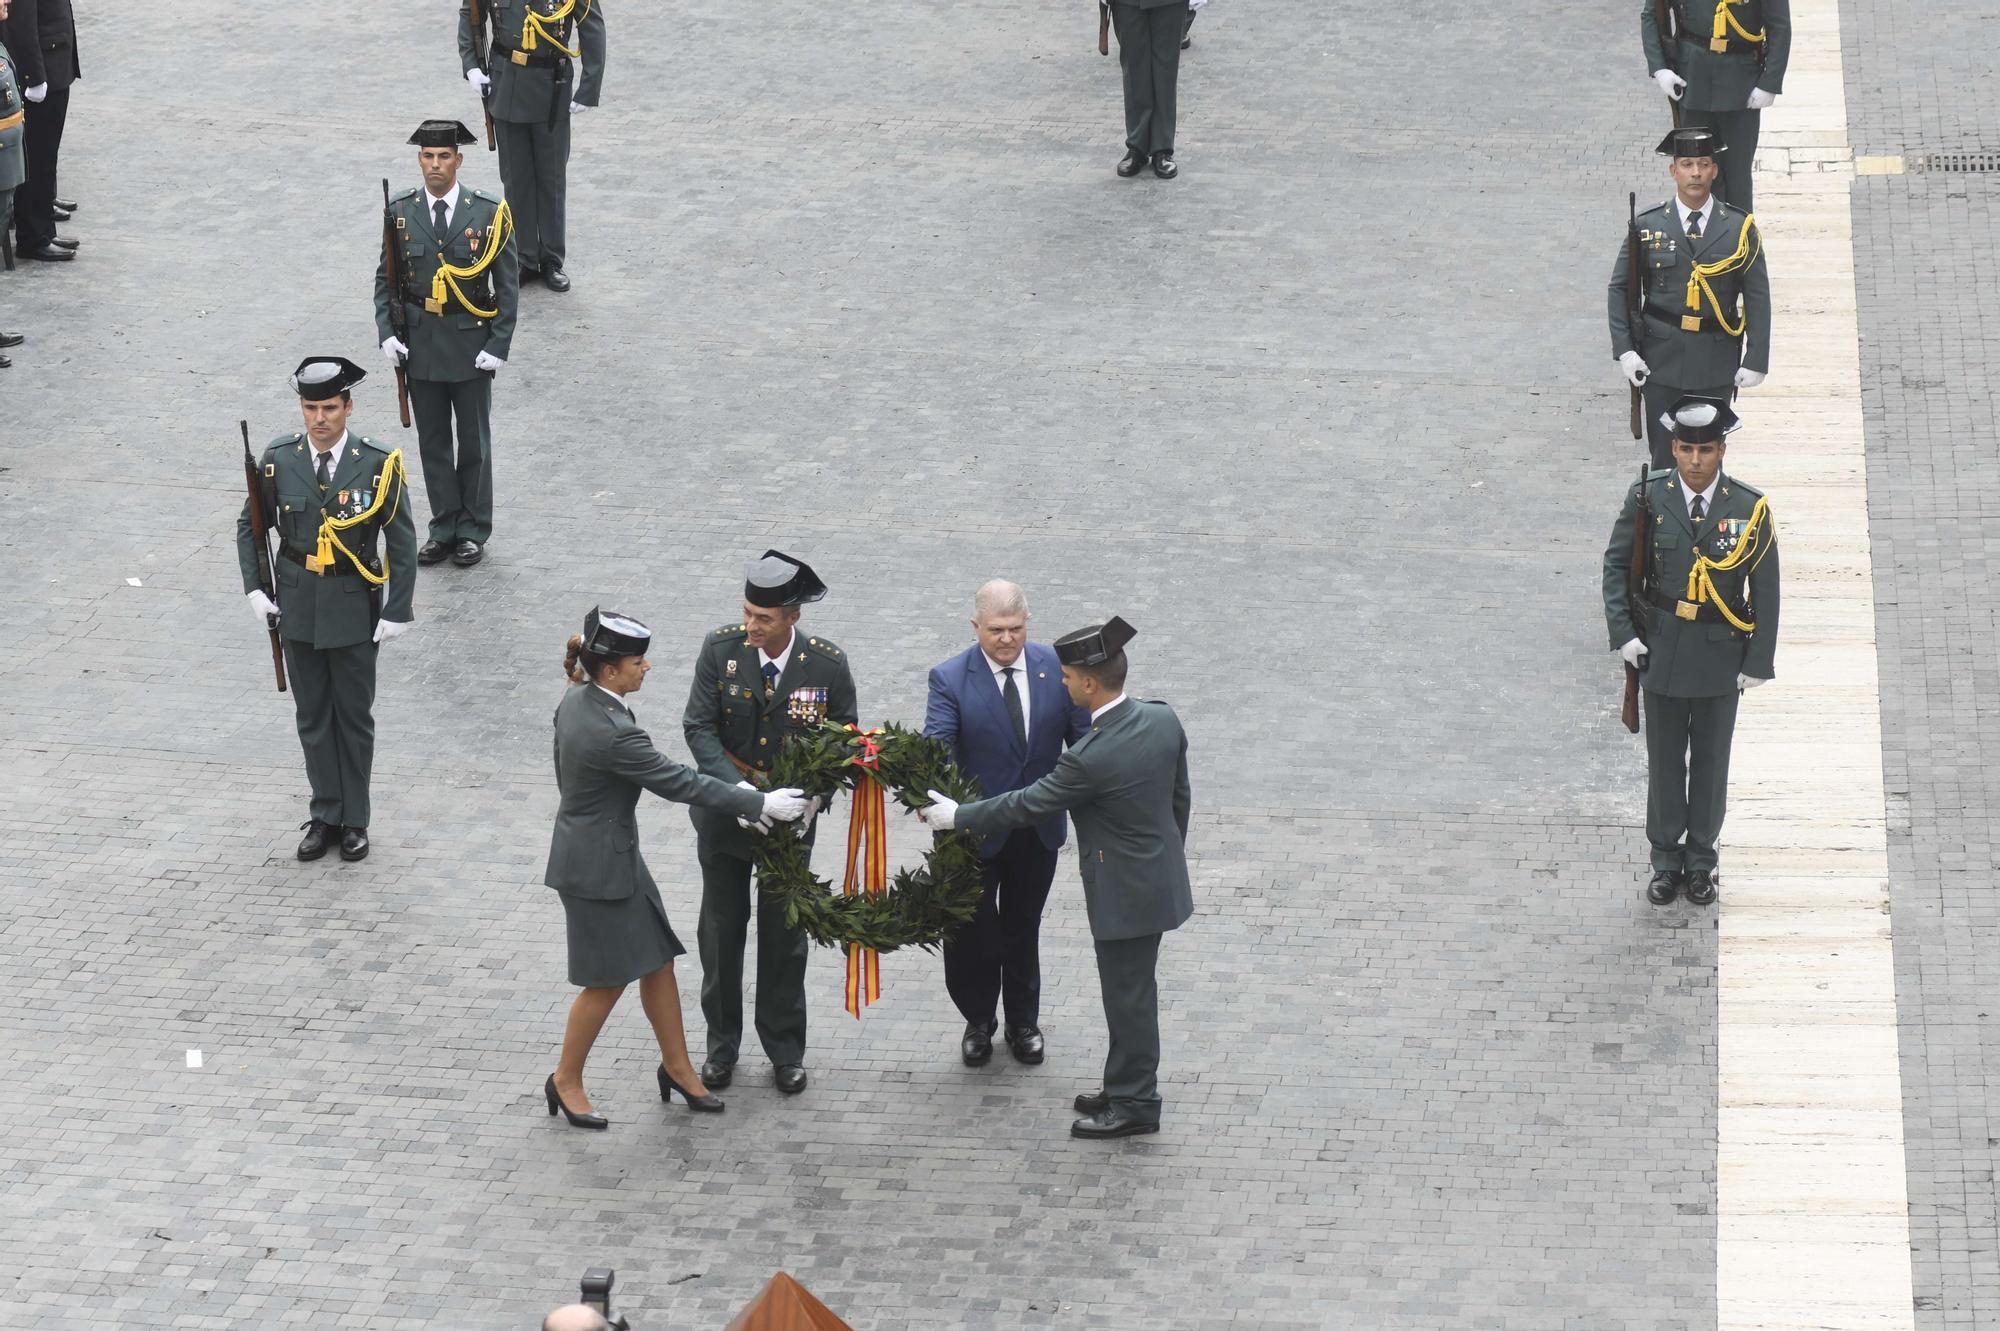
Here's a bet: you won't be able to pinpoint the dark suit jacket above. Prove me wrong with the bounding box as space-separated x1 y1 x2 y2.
3 0 78 91
545 684 763 901
956 698 1193 941
924 642 1089 857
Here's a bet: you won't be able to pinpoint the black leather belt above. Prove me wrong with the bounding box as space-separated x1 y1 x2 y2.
1646 305 1726 334
492 39 561 68
279 544 376 578
1649 590 1742 626
1677 31 1761 55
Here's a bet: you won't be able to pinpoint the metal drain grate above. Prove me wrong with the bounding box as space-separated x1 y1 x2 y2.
1905 151 2000 173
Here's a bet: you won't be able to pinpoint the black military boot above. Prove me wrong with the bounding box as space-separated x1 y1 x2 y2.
1645 869 1681 905
297 819 337 861
1683 869 1717 906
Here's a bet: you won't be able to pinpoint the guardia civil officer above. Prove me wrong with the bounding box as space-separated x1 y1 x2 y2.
375 119 518 570
542 608 808 1129
461 0 605 292
1609 126 1771 471
922 618 1194 1140
1642 0 1790 212
238 359 417 863
1602 397 1780 906
681 551 857 1096
0 9 26 364
1108 0 1187 179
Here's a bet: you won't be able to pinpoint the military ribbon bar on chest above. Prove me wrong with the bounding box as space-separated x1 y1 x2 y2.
787 687 830 726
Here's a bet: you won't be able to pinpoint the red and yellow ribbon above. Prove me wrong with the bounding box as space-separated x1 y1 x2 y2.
841 726 888 1017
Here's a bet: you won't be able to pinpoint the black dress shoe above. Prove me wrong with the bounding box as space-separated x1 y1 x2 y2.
699 1060 734 1090
20 243 74 262
53 196 76 213
1646 870 1682 905
775 1063 808 1095
1117 150 1147 178
543 266 571 293
1683 869 1718 906
296 819 337 861
519 266 541 283
0 332 23 348
1072 1108 1159 1140
50 204 72 222
544 1074 608 1129
450 539 483 567
339 827 370 861
417 539 451 565
1005 1024 1045 1065
961 1020 995 1067
1151 152 1178 180
1074 1088 1110 1115
47 235 79 251
658 1065 725 1112
0 355 10 369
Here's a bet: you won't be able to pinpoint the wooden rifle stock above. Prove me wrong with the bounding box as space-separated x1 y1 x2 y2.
1099 1 1110 55
241 420 287 693
1625 192 1644 441
380 179 414 428
1621 461 1653 733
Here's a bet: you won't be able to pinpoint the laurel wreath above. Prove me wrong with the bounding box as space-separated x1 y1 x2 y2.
752 721 986 954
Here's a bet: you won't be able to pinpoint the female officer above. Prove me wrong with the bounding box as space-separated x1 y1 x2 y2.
544 608 808 1128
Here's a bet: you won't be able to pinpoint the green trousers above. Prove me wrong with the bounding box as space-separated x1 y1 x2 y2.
495 115 572 270
1094 932 1164 1123
1111 2 1182 155
284 637 379 829
695 845 809 1067
409 376 494 544
1643 687 1740 873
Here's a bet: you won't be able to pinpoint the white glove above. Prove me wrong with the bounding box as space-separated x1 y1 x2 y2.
466 68 492 94
474 350 505 374
761 787 809 823
733 780 772 833
1618 351 1650 387
569 101 586 115
1188 0 1209 9
1738 673 1769 691
1619 637 1649 670
381 336 409 367
373 618 411 645
1734 367 1766 390
1747 87 1777 110
23 82 46 104
920 790 960 831
246 590 280 625
794 794 824 839
1653 69 1686 100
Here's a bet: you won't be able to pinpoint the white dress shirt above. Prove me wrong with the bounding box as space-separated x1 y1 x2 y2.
307 431 349 481
1090 693 1129 724
759 631 796 686
424 183 462 233
983 650 1031 745
1686 473 1720 521
1677 195 1716 240
595 683 629 714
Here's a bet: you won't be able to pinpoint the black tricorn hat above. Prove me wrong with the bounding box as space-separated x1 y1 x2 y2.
1661 395 1742 444
408 119 478 148
1054 616 1137 668
581 607 652 659
1656 125 1727 159
743 550 827 608
290 357 368 401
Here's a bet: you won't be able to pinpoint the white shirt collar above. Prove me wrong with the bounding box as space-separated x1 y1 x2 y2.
759 631 796 674
308 430 349 474
1090 693 1128 723
594 683 629 712
1687 472 1721 516
1677 194 1715 231
425 183 461 222
981 650 1024 680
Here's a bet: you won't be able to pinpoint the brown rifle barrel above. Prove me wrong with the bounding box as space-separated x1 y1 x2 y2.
241 420 288 693
1099 2 1109 55
1621 462 1652 733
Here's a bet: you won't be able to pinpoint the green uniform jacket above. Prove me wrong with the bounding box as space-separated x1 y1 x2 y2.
0 43 24 192
682 625 859 860
956 698 1193 942
372 184 519 383
461 0 606 122
1608 197 1769 385
1603 468 1781 699
236 432 418 651
545 683 765 901
1642 0 1791 108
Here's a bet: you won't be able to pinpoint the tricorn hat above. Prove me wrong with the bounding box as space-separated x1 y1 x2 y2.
408 119 478 148
1054 616 1137 668
1656 125 1727 159
580 607 652 659
1660 395 1742 444
744 550 827 608
290 357 368 401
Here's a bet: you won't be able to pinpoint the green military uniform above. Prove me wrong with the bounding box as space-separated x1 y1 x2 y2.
1603 448 1780 884
681 554 857 1077
372 123 518 554
1608 175 1769 470
0 39 24 260
236 362 417 846
460 0 606 281
1111 0 1186 174
1642 0 1791 210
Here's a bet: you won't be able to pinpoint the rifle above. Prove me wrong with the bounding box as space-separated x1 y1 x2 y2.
1621 461 1654 733
1625 192 1645 441
241 420 288 693
380 179 413 428
468 0 497 150
1098 1 1110 56
1655 0 1682 128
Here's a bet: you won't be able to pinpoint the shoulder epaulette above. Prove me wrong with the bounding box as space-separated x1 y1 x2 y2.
465 186 499 205
803 636 845 661
710 623 748 641
1647 466 1674 481
1727 478 1765 499
1638 201 1674 220
267 432 303 453
390 185 420 203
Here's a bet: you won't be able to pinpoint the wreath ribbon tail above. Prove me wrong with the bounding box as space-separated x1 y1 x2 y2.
842 762 889 1018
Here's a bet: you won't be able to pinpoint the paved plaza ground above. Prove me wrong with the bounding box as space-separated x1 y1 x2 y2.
0 0 1994 1326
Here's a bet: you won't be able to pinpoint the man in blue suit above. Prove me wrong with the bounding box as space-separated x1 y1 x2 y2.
924 580 1090 1068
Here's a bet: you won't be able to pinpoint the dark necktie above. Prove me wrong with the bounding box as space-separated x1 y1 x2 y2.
1690 494 1707 523
1686 210 1703 241
762 660 779 699
1002 667 1026 747
434 198 449 240
316 448 332 494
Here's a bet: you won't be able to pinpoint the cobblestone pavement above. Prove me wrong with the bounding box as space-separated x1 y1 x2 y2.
0 2 1732 1327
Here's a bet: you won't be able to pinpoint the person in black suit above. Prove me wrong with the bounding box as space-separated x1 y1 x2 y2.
2 0 79 262
923 580 1090 1068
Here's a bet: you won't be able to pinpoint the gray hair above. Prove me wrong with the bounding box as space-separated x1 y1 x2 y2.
972 579 1028 621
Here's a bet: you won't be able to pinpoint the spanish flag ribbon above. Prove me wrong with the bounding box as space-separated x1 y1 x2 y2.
841 725 888 1018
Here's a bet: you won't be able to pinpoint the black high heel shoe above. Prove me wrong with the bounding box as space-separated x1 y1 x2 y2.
544 1074 608 1129
658 1065 725 1113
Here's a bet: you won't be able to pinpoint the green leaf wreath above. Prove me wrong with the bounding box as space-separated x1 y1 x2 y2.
752 721 986 953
